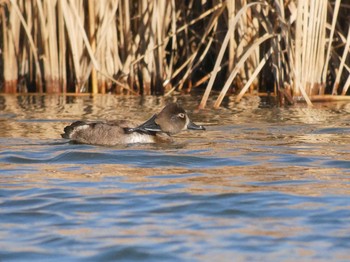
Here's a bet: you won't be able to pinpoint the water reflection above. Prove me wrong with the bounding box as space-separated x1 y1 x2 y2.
0 94 350 261
2 163 349 197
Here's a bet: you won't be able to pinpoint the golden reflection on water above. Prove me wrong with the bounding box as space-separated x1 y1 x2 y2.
2 163 349 197
1 94 350 137
1 94 350 261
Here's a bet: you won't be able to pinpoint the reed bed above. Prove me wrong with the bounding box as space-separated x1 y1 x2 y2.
1 0 349 107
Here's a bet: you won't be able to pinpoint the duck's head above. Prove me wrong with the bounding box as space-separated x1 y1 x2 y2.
125 103 205 135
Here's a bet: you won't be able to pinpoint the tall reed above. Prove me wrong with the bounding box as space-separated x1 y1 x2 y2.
0 0 349 108
200 0 350 107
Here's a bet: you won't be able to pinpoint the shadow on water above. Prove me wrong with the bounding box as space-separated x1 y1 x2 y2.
0 94 350 261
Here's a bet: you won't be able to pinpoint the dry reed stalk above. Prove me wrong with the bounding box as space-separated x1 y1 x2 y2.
341 77 350 96
175 2 225 90
157 2 225 96
139 0 154 95
322 0 341 86
142 0 172 95
57 0 67 92
36 0 60 93
60 0 83 92
199 2 266 109
80 0 120 93
154 1 166 94
163 0 177 91
292 0 329 105
0 0 348 102
88 0 98 94
235 0 250 88
1 5 19 93
62 0 122 94
226 1 236 75
8 0 43 92
214 34 273 108
169 3 224 94
236 46 273 102
333 27 350 95
68 1 100 73
46 0 60 93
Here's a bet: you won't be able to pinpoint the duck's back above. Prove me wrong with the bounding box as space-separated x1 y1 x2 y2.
61 120 156 145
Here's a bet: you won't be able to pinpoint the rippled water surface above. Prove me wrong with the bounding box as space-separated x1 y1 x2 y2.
1 95 350 261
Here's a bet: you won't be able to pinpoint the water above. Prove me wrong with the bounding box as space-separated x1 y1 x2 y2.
1 94 350 261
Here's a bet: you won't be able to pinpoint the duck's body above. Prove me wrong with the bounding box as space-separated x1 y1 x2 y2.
61 103 205 145
61 120 158 145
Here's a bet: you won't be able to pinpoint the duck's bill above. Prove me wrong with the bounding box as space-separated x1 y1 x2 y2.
187 121 206 130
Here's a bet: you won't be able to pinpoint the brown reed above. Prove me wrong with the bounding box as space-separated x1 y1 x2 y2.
0 0 349 108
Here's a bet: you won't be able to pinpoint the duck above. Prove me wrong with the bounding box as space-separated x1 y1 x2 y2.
61 103 205 145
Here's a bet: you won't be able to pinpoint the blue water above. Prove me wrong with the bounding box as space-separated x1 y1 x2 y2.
1 95 350 261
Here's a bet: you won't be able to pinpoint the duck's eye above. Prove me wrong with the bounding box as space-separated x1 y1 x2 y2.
177 113 185 118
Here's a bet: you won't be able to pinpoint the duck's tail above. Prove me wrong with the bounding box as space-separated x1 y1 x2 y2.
61 121 88 139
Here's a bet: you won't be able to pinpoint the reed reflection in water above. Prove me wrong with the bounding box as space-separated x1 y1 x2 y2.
0 94 350 261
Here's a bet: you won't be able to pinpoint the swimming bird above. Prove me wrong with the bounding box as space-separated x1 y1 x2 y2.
61 103 205 145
